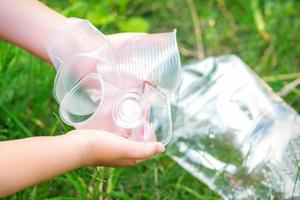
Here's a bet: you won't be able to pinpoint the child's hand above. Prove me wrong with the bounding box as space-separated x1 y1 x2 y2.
69 129 165 167
0 129 164 197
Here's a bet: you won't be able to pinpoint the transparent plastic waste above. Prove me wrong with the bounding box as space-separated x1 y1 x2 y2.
169 55 300 199
47 18 181 145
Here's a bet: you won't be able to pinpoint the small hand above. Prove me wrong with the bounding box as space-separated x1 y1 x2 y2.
69 129 165 167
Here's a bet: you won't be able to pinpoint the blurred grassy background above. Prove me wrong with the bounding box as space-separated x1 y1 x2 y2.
0 0 299 199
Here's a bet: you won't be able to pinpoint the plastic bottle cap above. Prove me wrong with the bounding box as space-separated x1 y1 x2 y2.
119 98 141 122
113 91 145 129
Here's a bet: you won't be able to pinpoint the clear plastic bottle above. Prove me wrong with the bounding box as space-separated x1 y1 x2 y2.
47 18 182 145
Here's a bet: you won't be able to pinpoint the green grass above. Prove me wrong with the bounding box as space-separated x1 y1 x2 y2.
1 0 300 199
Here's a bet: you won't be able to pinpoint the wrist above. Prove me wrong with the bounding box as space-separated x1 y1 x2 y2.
64 130 94 167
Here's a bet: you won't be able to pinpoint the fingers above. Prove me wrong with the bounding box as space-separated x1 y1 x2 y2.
84 129 165 160
119 139 165 160
70 129 165 167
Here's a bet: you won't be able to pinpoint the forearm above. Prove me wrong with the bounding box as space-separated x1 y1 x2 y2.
0 0 66 61
0 133 87 197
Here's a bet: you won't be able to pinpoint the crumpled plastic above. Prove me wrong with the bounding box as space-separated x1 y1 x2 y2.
47 18 181 144
169 55 300 199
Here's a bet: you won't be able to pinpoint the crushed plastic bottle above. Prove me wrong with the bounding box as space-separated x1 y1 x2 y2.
47 18 181 145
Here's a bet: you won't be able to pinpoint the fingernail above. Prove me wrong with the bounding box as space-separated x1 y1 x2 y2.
155 143 165 153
